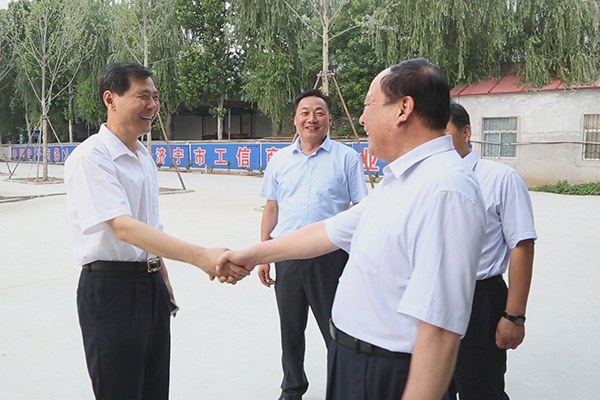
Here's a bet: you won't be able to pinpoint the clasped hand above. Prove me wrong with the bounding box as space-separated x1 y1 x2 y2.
214 249 256 285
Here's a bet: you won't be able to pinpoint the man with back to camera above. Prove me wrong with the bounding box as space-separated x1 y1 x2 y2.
218 58 487 400
64 62 249 400
258 89 368 400
445 102 536 400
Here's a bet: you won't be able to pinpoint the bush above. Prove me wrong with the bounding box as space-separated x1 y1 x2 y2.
531 180 600 195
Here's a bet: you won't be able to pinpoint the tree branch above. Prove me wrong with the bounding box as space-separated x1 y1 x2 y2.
330 24 361 41
329 0 350 27
281 0 322 38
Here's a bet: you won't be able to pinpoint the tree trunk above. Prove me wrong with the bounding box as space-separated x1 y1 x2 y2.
217 95 224 141
42 65 48 181
142 0 152 155
322 0 330 95
68 82 74 143
271 116 283 136
166 111 173 140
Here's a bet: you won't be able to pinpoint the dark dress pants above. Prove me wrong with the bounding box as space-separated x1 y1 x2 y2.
77 268 171 400
451 279 509 400
326 340 451 400
274 249 348 400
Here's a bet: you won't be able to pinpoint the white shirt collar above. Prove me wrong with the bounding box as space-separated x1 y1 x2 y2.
99 124 149 161
463 149 480 171
386 135 455 179
293 134 332 154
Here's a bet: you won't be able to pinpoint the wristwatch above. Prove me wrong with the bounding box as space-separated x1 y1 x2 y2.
503 311 526 326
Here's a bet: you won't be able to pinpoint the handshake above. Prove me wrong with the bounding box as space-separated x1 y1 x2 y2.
199 247 256 285
195 221 332 284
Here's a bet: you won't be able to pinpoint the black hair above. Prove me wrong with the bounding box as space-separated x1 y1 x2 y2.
98 62 154 109
294 89 333 113
449 102 471 130
380 58 450 130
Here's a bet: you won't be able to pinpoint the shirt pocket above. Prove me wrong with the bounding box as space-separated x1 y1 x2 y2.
314 174 346 198
350 216 391 274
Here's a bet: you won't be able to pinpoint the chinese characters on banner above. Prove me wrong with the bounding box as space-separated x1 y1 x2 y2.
9 142 386 173
360 147 380 172
9 145 76 162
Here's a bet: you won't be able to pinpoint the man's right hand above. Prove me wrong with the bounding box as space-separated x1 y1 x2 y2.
197 247 251 282
258 264 275 287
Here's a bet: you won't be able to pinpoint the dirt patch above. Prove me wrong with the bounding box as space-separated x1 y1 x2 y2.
159 188 194 195
0 192 66 204
6 177 64 185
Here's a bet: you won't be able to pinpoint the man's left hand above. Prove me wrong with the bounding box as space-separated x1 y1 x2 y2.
495 317 525 350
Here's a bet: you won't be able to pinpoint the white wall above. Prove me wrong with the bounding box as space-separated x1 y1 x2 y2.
173 115 203 140
0 145 9 161
253 113 272 138
454 89 600 185
173 112 273 140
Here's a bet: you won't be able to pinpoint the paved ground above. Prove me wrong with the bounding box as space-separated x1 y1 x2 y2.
0 162 598 399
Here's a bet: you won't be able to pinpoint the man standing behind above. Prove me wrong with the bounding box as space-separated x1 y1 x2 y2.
258 89 368 400
446 102 536 400
218 59 487 400
64 62 248 400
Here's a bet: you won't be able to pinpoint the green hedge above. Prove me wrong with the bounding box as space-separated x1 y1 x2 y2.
531 180 600 195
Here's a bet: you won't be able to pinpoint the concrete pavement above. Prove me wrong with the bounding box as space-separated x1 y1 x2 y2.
0 162 598 399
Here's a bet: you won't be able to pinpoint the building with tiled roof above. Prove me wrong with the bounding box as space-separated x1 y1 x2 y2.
451 75 600 185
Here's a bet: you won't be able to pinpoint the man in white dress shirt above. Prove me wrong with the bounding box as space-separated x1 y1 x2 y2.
65 62 249 400
445 102 536 400
218 58 486 400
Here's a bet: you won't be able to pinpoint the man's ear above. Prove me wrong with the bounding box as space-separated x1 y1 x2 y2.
103 90 115 111
464 125 472 144
395 96 415 126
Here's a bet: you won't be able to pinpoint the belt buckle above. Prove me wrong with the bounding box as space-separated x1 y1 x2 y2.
147 258 161 273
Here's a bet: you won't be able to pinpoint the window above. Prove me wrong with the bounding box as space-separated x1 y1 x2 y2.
482 117 517 158
584 114 600 160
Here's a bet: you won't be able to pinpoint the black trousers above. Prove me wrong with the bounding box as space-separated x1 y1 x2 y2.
451 278 509 400
326 340 451 400
77 268 171 400
274 249 348 400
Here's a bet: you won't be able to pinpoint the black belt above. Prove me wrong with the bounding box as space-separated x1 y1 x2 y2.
82 258 161 273
329 320 411 359
475 274 503 291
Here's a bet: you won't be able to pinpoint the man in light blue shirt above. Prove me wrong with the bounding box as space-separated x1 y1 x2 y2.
258 89 368 400
218 59 486 400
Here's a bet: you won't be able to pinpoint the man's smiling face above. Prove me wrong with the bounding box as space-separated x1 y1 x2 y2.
108 76 160 139
293 95 331 145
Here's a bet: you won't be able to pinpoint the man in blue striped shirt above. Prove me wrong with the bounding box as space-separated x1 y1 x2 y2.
258 89 368 400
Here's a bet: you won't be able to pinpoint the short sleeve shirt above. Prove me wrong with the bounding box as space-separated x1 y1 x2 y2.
324 135 486 353
259 136 368 238
464 151 537 279
65 124 161 265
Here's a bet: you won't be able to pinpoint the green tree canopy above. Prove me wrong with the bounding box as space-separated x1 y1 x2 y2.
177 0 242 139
370 0 600 87
6 0 93 179
110 0 183 138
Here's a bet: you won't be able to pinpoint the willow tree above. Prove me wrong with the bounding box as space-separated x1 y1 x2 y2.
177 0 242 140
230 0 373 134
0 10 16 144
0 10 14 87
369 0 600 87
75 0 113 131
512 0 600 87
109 0 183 140
7 0 92 180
